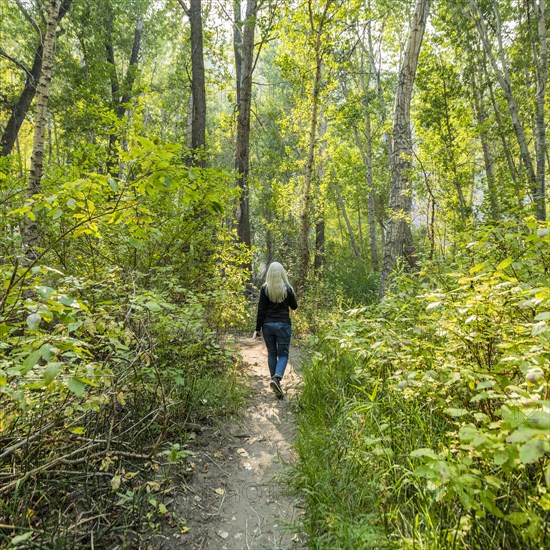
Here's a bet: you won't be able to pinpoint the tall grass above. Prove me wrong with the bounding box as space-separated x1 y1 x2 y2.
292 221 549 549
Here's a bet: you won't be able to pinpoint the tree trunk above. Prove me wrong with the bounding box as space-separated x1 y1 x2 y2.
189 0 206 166
335 184 360 259
482 52 520 194
235 0 258 251
314 114 327 275
533 0 547 220
233 0 243 106
297 0 333 293
380 0 430 298
106 16 143 175
23 0 63 257
0 0 72 157
314 219 325 274
468 0 539 214
470 69 500 220
353 119 379 270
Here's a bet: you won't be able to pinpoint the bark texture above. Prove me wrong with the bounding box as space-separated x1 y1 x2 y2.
189 0 206 166
234 0 258 249
379 0 430 297
23 0 63 257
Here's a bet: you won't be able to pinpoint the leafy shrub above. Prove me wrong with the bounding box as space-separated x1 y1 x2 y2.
293 219 549 548
0 139 248 546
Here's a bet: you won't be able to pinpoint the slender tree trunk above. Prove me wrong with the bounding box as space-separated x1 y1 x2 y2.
235 0 258 251
470 69 500 220
314 114 327 274
533 0 547 220
366 18 391 160
440 77 467 223
335 184 360 258
367 193 378 270
353 121 379 270
314 219 325 273
482 53 520 192
0 0 72 157
468 0 539 214
23 0 62 257
189 0 206 166
365 15 391 265
233 0 243 106
186 93 193 148
106 17 143 175
380 0 430 297
297 0 333 293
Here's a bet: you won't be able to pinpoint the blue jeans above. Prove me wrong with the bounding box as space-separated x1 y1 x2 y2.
262 322 291 379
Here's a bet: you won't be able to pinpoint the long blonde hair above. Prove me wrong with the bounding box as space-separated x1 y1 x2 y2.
264 262 293 303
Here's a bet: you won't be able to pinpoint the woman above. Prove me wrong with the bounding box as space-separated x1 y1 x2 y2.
254 262 298 398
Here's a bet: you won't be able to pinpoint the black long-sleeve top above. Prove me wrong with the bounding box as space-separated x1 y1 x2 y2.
255 285 298 332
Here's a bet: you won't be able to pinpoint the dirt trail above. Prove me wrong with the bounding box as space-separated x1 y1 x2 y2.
173 338 306 549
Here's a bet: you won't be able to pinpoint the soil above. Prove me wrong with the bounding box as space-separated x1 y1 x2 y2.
159 338 307 549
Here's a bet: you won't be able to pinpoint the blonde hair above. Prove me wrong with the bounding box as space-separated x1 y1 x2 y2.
264 262 293 303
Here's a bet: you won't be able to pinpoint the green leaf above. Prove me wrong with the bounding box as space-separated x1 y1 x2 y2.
534 311 550 321
40 344 57 360
68 427 86 435
505 512 530 526
519 439 548 464
26 312 41 330
410 448 439 460
480 490 504 518
11 531 33 545
39 307 54 322
59 295 77 307
144 301 162 312
67 377 86 397
43 362 62 385
445 408 469 418
496 257 513 271
21 350 41 374
51 208 64 220
36 285 55 298
469 262 486 274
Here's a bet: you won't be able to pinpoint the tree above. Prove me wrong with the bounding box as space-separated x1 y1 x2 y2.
467 0 545 219
105 10 144 175
176 0 206 166
23 0 64 257
296 0 335 293
234 0 259 250
0 0 73 157
380 0 431 297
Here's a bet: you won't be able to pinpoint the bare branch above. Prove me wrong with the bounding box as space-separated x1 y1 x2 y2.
176 0 190 17
0 46 33 79
13 0 41 35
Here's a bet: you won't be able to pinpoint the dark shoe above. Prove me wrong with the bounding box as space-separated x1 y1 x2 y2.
270 377 284 398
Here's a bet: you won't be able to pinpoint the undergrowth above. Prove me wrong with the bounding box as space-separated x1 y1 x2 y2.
0 140 249 547
293 219 549 549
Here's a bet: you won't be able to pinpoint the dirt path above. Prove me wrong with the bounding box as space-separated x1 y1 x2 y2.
173 338 306 549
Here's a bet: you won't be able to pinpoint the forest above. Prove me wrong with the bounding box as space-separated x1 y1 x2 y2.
0 0 548 547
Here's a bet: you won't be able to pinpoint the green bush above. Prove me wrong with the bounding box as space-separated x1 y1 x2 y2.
293 219 550 548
